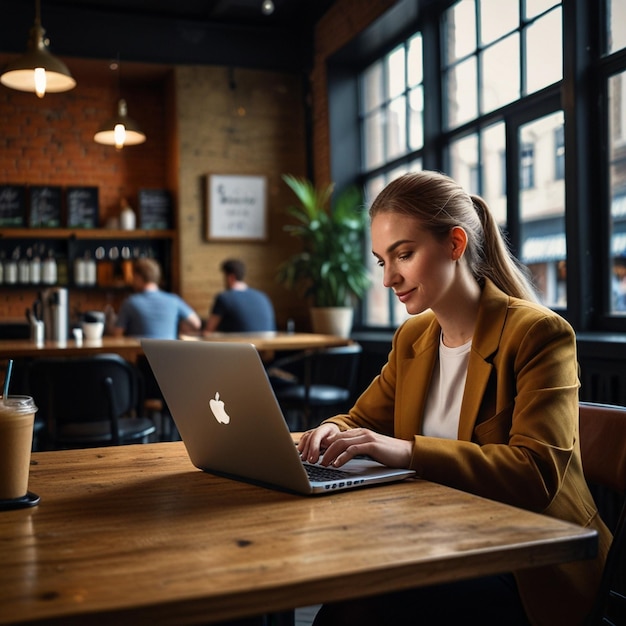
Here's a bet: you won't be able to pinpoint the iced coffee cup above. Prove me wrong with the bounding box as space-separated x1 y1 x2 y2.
0 395 38 504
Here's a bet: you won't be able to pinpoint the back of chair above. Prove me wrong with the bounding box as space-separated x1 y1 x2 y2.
579 402 626 626
308 344 363 394
28 354 141 444
579 402 626 495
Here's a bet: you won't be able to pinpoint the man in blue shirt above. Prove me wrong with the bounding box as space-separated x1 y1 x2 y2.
204 258 276 333
113 258 201 339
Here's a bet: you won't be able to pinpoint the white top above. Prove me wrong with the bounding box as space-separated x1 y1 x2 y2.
422 334 472 440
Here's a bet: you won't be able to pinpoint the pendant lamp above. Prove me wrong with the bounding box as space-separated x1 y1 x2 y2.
0 0 76 98
94 60 146 150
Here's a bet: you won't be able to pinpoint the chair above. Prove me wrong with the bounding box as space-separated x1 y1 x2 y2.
271 343 362 431
136 354 178 441
27 354 156 449
579 402 626 626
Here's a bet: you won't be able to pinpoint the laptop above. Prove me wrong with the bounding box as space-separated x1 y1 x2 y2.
141 339 416 495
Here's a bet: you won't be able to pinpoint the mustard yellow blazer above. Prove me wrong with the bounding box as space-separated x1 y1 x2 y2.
326 279 611 626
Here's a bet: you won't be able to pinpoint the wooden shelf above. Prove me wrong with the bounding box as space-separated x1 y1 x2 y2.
0 229 175 240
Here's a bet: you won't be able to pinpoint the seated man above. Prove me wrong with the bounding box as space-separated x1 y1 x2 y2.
205 258 276 333
113 258 201 339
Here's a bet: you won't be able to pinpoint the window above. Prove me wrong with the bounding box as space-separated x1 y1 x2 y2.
359 34 424 327
443 0 562 129
520 143 535 190
609 69 626 314
555 126 565 180
341 0 626 330
519 112 566 308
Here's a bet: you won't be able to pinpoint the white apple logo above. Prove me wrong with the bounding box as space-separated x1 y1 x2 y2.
209 392 230 424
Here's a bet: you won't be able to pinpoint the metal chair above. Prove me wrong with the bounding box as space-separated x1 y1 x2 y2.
271 343 362 430
579 402 626 626
27 354 156 449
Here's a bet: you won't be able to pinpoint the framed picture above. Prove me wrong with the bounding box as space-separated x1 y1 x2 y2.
206 174 267 241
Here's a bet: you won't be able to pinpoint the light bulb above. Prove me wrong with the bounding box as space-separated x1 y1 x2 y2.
114 123 126 150
261 0 274 15
34 67 46 98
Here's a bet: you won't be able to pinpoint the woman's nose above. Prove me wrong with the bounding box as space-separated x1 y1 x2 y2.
383 265 398 288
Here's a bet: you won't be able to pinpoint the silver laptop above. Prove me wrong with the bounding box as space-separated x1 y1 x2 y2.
141 339 416 495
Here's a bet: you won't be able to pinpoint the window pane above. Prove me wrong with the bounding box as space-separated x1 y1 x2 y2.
609 70 626 313
387 46 406 99
409 86 424 150
445 0 476 63
607 0 626 54
407 34 423 86
526 8 562 94
445 57 478 128
482 34 520 113
387 95 407 160
361 62 383 114
525 0 559 19
519 111 566 308
481 122 507 225
365 176 390 327
449 133 479 193
363 111 385 170
480 0 518 45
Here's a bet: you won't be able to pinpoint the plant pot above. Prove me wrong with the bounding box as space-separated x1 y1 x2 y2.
310 307 353 338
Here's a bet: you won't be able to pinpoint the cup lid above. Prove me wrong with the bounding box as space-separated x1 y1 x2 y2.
0 395 38 414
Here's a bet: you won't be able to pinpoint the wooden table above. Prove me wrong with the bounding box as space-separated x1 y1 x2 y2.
0 337 144 363
180 331 353 352
0 442 597 625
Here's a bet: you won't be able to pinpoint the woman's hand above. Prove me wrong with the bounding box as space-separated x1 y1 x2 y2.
298 426 413 469
297 423 341 464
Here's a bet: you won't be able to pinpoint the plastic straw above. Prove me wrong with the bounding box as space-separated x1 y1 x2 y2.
2 359 13 403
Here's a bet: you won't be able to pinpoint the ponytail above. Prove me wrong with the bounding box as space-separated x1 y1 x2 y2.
470 195 538 303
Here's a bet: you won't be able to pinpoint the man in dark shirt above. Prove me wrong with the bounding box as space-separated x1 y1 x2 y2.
205 258 276 333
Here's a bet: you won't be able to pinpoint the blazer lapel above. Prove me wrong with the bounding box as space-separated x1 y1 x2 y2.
397 317 439 437
458 280 510 441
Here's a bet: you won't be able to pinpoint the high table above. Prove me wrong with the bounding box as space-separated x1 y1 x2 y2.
0 337 144 363
180 331 353 352
0 441 597 625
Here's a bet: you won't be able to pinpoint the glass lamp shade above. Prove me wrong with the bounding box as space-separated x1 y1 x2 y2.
94 99 146 149
0 22 76 97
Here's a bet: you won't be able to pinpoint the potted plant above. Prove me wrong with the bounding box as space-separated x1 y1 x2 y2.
276 174 370 337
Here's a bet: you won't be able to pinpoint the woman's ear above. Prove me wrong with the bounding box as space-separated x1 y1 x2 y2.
450 226 468 261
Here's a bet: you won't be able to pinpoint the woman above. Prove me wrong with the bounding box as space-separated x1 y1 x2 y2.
298 171 611 626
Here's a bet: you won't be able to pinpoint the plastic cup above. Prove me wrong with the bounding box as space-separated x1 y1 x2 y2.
82 321 104 341
0 396 38 501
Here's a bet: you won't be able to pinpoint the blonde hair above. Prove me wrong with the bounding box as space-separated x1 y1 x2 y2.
369 170 538 302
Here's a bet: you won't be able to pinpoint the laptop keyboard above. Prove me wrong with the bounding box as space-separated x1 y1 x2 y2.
304 463 350 482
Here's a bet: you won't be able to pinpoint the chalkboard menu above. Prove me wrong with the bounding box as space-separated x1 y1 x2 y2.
0 185 27 227
29 185 62 227
138 189 172 229
66 186 99 228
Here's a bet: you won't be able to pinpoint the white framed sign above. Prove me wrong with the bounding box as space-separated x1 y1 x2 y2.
206 174 267 241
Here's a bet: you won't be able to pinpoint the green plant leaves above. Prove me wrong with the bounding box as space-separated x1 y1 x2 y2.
277 175 371 307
